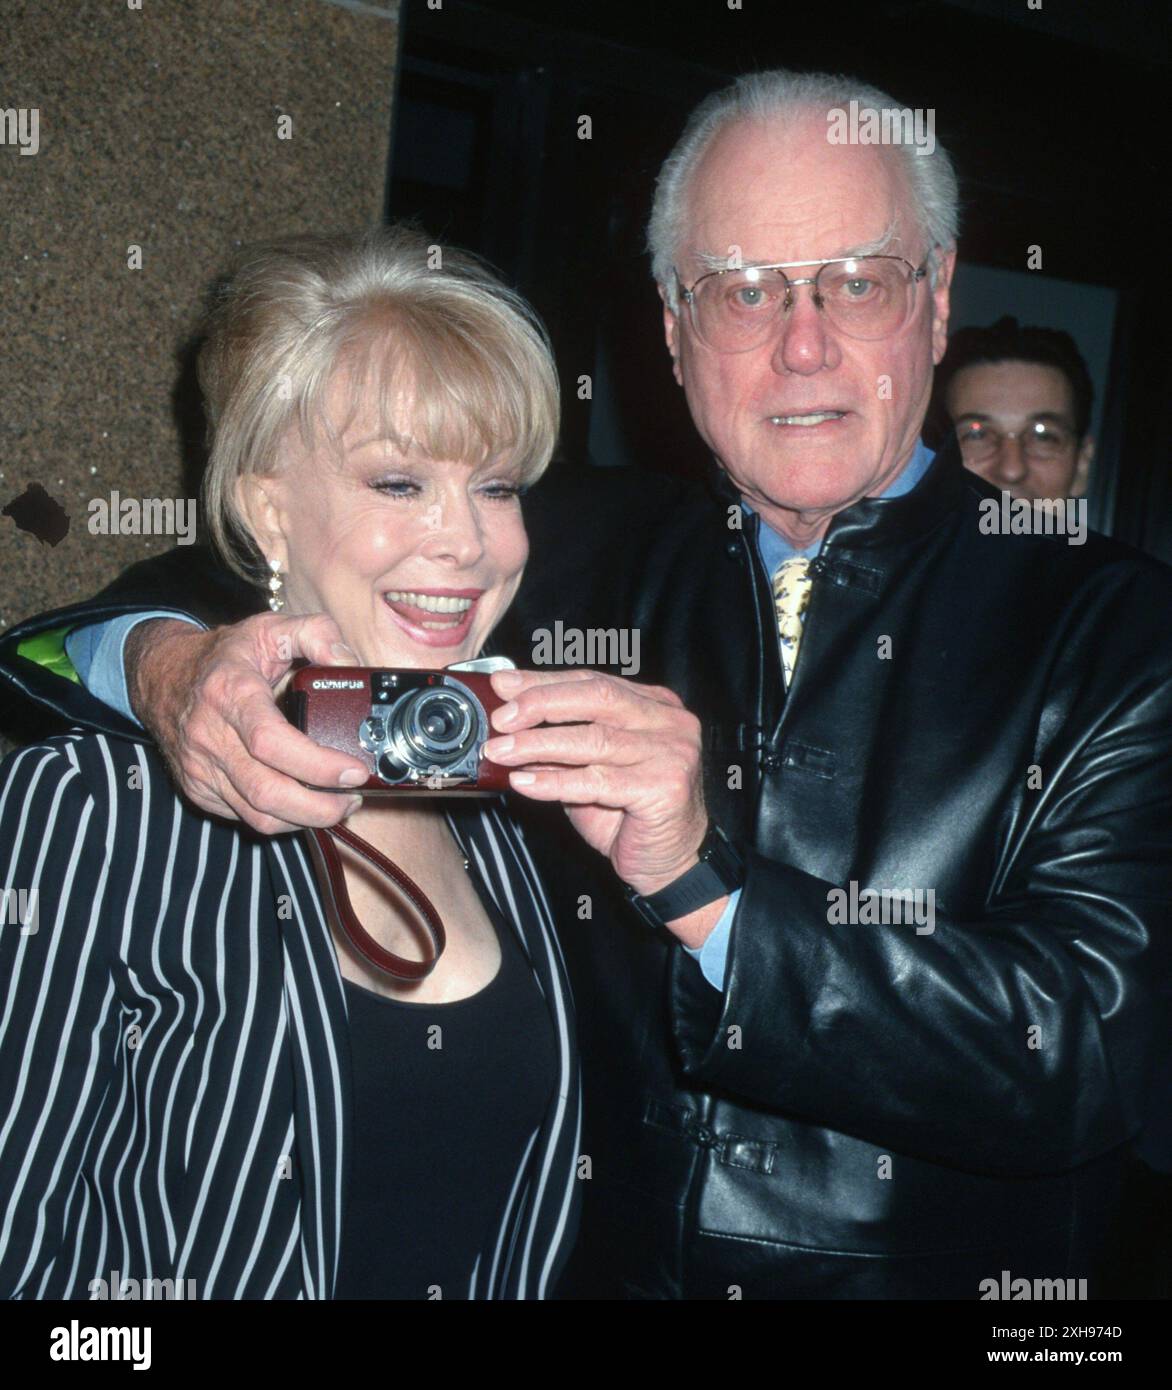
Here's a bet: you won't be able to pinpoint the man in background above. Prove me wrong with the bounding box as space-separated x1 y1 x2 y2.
934 315 1094 501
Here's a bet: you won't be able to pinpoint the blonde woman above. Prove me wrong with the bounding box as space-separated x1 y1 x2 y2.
0 226 580 1300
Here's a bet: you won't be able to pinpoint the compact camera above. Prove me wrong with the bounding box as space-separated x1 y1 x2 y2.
285 657 513 795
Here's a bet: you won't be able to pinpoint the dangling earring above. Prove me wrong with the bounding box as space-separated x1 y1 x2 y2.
267 558 285 612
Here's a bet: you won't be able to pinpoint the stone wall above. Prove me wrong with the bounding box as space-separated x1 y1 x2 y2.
1 0 400 642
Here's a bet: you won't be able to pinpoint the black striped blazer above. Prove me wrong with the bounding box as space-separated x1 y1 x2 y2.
0 731 582 1299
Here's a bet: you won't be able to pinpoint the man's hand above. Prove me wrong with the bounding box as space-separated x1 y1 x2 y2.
126 614 370 834
483 668 721 947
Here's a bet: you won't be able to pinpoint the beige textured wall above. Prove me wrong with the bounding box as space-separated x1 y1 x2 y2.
0 0 399 634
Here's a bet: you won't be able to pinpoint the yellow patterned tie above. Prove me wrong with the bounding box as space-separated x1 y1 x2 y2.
772 557 813 688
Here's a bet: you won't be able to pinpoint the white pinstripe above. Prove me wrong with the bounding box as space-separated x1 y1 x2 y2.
155 816 213 1260
0 735 581 1299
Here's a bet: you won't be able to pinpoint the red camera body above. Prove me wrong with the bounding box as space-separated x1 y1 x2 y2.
286 665 511 796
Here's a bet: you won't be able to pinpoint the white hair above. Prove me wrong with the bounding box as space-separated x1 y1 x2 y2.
648 69 960 312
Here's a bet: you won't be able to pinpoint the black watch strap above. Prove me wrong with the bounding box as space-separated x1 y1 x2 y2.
625 825 744 929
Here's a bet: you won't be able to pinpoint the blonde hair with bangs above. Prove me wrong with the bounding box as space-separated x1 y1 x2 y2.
198 224 560 583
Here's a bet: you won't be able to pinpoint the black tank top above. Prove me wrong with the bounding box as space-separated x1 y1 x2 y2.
334 895 558 1300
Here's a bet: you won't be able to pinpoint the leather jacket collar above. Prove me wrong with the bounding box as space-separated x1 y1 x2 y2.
704 430 967 555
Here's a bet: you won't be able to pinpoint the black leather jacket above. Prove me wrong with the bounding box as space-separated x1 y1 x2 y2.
2 437 1170 1299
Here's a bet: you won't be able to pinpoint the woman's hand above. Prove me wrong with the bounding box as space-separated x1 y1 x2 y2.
484 668 717 942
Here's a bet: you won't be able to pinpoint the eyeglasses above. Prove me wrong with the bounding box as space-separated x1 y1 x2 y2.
956 420 1077 463
676 254 932 352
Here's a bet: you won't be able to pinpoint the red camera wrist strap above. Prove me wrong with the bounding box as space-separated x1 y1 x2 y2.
308 823 446 980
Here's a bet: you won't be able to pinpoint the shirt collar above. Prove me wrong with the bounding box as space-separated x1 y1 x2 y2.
747 438 936 574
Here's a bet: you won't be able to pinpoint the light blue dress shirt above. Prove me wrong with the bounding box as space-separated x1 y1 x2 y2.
67 441 937 992
65 612 204 722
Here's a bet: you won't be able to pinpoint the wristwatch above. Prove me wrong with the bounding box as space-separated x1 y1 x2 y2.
625 824 745 930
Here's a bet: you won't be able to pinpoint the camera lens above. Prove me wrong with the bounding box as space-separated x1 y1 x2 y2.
422 704 460 742
395 688 477 767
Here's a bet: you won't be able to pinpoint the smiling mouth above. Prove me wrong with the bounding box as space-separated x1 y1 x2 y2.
383 589 480 636
768 411 848 426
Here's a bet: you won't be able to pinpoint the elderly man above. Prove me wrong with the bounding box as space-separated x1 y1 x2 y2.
3 69 1169 1300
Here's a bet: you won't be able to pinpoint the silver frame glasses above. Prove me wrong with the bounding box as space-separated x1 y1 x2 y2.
677 253 933 350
